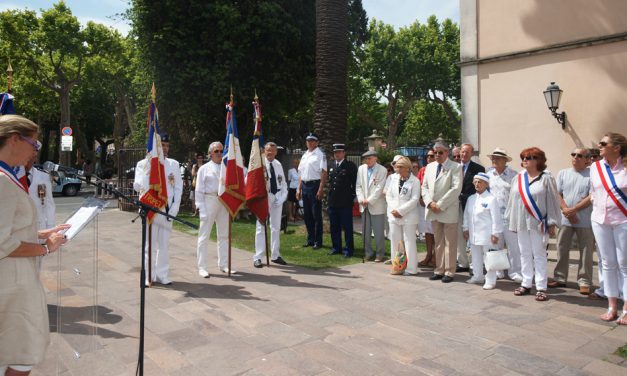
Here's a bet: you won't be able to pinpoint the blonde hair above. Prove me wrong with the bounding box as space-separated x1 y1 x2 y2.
0 115 39 148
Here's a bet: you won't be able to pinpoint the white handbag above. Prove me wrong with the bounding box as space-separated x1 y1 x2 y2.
485 249 510 272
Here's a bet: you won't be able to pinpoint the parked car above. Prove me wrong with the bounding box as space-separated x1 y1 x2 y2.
51 170 82 196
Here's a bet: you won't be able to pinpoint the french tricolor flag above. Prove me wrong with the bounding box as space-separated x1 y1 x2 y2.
219 97 246 217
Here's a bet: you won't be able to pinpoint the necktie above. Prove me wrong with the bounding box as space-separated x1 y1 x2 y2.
367 167 373 181
27 172 31 187
436 164 442 178
269 162 278 194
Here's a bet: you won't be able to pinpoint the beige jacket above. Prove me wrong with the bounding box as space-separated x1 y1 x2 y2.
421 159 463 223
355 163 388 215
0 173 49 365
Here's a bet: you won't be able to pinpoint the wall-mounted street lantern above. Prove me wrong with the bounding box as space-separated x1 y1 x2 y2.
543 82 566 129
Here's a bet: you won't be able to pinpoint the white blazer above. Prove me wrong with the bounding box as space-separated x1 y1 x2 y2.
463 191 503 246
355 163 388 215
421 159 463 223
134 157 183 218
265 158 288 207
385 173 421 225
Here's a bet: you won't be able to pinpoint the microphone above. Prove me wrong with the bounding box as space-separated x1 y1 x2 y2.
42 161 84 177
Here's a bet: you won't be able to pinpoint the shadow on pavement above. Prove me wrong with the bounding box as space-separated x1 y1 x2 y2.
47 304 132 339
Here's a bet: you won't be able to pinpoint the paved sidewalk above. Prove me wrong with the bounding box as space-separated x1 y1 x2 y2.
33 208 625 375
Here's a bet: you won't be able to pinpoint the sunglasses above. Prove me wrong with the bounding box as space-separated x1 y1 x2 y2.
453 155 461 159
435 151 446 155
598 141 609 147
570 153 590 159
521 156 538 161
427 154 435 158
20 135 41 151
213 150 223 154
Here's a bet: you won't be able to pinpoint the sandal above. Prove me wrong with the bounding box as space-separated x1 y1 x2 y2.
514 286 531 296
614 311 626 325
418 257 432 267
600 308 619 322
535 291 549 302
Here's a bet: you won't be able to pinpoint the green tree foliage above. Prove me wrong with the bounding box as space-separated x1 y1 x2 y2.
0 1 126 165
355 15 460 149
397 99 460 146
130 0 316 157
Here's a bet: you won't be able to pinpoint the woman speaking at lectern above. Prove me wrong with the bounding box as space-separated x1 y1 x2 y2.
0 115 69 376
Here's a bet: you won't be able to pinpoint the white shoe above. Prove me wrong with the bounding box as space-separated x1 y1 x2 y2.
199 270 210 278
466 277 484 284
221 267 237 274
510 274 523 283
483 283 495 290
496 271 505 279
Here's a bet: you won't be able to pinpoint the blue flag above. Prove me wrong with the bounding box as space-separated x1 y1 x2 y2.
0 93 15 115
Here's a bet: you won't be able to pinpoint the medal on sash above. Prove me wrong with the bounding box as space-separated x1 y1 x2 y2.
595 161 627 216
517 172 548 231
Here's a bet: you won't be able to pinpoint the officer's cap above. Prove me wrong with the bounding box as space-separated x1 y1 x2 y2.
332 143 346 152
160 132 170 143
305 132 319 141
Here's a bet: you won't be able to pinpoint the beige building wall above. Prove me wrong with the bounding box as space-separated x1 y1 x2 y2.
461 0 627 172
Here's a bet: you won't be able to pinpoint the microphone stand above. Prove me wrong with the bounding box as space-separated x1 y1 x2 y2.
51 171 197 376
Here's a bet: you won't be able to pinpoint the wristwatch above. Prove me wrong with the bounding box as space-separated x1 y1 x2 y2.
42 244 50 256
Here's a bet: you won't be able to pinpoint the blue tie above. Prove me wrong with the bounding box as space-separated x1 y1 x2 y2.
367 167 373 181
436 164 442 177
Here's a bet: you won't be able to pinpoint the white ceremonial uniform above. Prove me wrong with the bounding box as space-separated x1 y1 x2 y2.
385 173 421 274
463 191 504 285
134 157 183 284
254 158 288 261
27 167 55 231
486 166 522 280
195 160 229 271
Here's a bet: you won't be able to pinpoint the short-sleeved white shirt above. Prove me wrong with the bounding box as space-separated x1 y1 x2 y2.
298 147 327 182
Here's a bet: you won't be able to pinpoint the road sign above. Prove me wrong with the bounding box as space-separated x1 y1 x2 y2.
61 135 73 151
62 127 73 136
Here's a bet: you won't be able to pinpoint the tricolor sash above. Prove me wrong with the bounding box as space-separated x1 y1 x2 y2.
595 161 627 216
0 161 28 193
518 172 547 230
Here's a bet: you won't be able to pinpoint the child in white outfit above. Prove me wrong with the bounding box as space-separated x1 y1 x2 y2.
463 172 504 289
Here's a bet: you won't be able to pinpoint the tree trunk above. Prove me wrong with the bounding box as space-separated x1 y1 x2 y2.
59 84 72 166
313 0 348 150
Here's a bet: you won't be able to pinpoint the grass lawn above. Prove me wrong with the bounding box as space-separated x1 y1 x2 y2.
173 212 426 269
616 344 627 360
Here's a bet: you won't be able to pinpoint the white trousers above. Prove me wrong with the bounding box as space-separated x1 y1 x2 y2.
389 223 418 274
470 244 497 285
517 228 548 290
457 207 470 267
255 197 282 261
145 214 173 283
196 195 229 270
501 227 521 278
592 221 627 299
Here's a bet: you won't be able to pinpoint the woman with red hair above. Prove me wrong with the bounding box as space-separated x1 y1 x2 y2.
505 147 561 301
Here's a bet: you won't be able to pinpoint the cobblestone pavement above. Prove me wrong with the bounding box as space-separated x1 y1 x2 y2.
32 208 625 375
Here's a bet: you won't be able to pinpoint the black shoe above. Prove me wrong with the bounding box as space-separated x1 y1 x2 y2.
456 266 470 273
327 249 342 255
271 257 287 265
429 274 444 280
253 259 263 268
312 244 322 250
303 243 314 247
442 275 454 283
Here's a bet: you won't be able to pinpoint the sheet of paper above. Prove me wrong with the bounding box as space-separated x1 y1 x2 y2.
63 206 101 240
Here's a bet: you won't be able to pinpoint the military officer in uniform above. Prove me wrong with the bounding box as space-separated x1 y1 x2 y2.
327 144 358 257
253 142 288 267
133 133 183 285
296 133 327 249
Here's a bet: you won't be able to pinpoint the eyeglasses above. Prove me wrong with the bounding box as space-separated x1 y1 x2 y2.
521 156 538 161
570 153 590 159
20 135 41 151
426 154 435 158
598 141 609 147
213 150 223 154
435 151 446 155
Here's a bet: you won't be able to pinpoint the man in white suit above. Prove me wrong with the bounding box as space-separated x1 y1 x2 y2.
133 133 183 286
254 142 288 267
421 142 463 283
355 150 388 262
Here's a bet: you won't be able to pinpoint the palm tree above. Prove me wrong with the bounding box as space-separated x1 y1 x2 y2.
313 0 348 148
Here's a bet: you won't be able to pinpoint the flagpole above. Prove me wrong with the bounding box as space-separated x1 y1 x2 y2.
264 220 270 266
228 218 232 277
148 224 152 287
6 60 13 93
